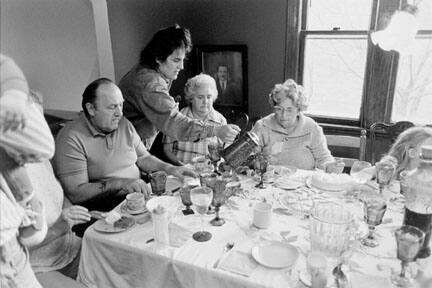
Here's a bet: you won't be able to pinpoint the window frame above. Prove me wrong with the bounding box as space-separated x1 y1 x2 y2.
284 0 421 129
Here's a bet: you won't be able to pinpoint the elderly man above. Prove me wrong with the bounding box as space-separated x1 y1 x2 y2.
53 78 196 218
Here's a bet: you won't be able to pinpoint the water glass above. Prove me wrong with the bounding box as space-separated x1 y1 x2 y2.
391 225 425 287
190 186 213 242
376 161 396 194
361 194 387 247
150 208 170 245
208 142 222 173
150 171 167 196
399 170 409 196
179 185 194 215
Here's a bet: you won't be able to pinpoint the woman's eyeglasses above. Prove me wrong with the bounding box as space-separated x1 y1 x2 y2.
273 106 295 114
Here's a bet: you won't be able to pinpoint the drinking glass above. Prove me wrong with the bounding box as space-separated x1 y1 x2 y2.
398 170 409 196
208 142 222 174
361 194 387 247
310 202 353 257
190 186 213 242
210 179 229 226
376 161 396 194
179 185 194 215
350 160 372 183
391 225 425 287
254 153 268 189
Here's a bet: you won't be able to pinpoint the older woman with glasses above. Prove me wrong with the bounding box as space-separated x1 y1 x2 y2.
251 79 341 172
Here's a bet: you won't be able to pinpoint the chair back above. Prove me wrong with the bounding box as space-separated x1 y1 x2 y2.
325 129 367 169
370 121 414 164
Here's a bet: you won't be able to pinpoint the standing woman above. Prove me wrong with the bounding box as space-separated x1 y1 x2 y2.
119 25 239 149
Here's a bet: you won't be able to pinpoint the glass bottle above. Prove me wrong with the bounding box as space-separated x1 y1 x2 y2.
403 145 432 258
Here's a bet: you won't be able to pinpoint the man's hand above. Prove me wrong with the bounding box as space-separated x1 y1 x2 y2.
62 205 91 228
166 165 198 181
0 91 27 132
214 124 241 143
120 179 151 199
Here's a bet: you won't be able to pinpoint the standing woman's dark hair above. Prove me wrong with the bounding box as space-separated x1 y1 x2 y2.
81 77 113 117
139 24 192 69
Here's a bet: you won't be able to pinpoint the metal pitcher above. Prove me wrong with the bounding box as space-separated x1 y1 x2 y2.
221 132 259 169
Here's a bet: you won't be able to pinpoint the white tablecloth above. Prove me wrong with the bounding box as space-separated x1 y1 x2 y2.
77 170 432 288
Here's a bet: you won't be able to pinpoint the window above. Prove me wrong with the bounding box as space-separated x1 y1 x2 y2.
391 1 432 125
301 0 373 121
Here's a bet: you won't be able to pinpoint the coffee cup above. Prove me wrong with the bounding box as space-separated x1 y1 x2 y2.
253 202 272 229
126 192 145 211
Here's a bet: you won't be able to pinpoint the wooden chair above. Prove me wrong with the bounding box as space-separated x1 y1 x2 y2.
370 121 414 164
325 129 367 170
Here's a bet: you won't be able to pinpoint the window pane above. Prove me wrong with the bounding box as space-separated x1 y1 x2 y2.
303 35 368 119
307 0 373 30
417 1 432 30
392 36 432 125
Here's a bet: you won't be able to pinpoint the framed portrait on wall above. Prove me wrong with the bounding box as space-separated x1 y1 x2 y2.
193 45 248 113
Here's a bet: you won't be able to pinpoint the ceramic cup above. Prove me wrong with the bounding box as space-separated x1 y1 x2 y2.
126 192 145 211
253 202 272 229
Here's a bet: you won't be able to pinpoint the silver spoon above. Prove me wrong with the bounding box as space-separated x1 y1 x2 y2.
213 242 235 268
333 264 350 288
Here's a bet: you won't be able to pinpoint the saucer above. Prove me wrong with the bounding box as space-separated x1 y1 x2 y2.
121 203 147 215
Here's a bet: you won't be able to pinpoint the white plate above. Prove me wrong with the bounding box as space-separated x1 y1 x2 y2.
251 241 299 269
306 177 345 192
93 216 135 233
275 179 304 190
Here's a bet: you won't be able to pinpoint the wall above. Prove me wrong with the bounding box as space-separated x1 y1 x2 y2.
1 0 289 117
107 0 289 119
0 0 99 111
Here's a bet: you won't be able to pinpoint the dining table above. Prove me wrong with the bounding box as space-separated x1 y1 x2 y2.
77 169 432 288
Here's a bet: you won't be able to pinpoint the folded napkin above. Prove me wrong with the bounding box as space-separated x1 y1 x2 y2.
350 272 392 288
169 222 193 248
218 250 258 277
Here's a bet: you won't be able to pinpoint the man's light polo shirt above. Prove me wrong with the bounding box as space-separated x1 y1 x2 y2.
54 113 149 182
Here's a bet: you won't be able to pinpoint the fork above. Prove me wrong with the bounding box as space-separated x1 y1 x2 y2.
213 242 235 268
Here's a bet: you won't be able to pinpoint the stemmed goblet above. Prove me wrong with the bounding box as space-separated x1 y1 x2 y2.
210 179 229 226
208 142 223 174
190 186 213 242
254 153 268 189
376 161 396 195
361 193 387 247
179 185 194 215
391 225 425 287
